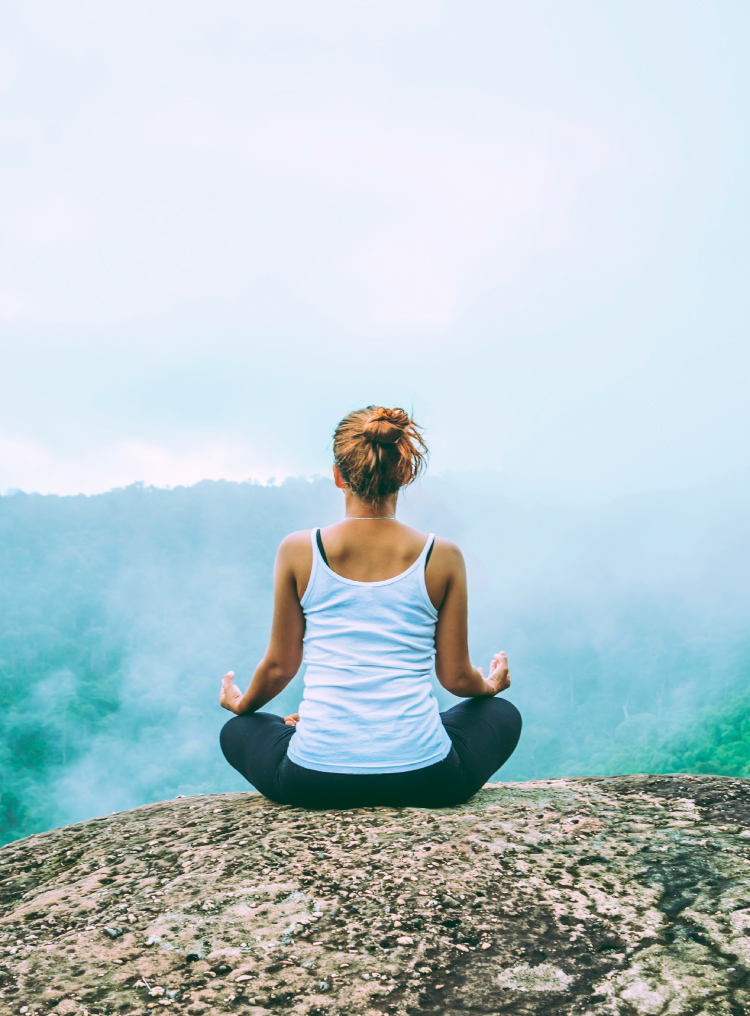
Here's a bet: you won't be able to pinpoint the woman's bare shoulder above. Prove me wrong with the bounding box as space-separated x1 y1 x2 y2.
276 531 314 595
277 530 313 564
395 525 463 563
426 536 465 576
431 535 464 558
279 529 313 547
424 537 464 609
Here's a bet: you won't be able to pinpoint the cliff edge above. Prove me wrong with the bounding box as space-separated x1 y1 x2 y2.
2 774 750 1015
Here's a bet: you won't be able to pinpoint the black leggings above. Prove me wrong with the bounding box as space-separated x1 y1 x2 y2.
220 697 522 809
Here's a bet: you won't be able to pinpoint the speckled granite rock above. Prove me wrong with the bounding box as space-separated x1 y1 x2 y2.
1 775 750 1015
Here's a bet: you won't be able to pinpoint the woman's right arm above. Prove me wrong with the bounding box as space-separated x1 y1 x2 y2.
219 533 309 715
432 541 510 698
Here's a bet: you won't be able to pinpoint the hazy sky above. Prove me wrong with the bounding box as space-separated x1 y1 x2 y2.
1 1 748 500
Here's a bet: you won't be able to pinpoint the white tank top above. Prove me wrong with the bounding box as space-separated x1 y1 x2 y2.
286 528 452 774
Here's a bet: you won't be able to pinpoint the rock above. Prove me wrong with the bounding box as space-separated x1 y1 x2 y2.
1 775 750 1014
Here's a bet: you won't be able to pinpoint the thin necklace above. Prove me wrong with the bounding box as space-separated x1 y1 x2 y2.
344 515 396 520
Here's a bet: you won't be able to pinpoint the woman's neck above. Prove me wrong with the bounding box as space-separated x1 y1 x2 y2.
343 493 398 520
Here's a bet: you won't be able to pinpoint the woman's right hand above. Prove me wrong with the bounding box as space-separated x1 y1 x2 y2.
481 652 510 695
220 671 244 713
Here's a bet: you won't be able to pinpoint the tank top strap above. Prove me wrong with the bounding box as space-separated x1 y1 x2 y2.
300 529 322 609
418 533 436 568
314 527 329 566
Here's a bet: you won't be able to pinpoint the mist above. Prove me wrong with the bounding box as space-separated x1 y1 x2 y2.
2 472 748 844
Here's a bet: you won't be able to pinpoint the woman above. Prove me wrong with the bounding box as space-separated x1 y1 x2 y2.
219 406 521 808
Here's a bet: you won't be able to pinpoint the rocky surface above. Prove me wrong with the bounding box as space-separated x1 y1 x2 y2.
2 775 750 1015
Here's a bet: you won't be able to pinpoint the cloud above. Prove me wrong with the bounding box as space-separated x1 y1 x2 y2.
0 439 285 496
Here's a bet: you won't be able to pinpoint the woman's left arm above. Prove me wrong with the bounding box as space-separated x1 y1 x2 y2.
220 534 308 715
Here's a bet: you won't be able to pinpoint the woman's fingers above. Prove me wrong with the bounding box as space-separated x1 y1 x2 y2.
488 652 510 692
489 652 507 675
284 713 300 727
220 672 240 711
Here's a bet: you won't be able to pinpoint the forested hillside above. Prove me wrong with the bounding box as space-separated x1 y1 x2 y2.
0 478 341 844
1 475 748 844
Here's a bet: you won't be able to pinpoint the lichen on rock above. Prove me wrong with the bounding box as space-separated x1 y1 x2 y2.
1 774 750 1014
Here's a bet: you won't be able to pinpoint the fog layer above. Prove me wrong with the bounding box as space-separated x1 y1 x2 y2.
1 474 748 844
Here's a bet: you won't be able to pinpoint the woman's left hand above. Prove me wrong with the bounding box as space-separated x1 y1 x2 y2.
220 671 244 713
284 713 300 727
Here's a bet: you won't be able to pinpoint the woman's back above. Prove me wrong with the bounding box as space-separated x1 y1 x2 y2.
286 525 453 773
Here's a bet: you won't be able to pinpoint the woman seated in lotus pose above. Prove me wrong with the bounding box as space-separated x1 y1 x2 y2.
219 406 521 808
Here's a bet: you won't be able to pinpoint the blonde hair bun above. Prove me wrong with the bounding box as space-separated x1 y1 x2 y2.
362 407 411 445
333 405 427 503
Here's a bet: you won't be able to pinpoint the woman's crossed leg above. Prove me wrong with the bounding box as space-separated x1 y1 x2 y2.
220 696 521 809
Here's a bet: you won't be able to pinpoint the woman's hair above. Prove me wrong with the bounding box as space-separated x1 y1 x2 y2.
333 406 428 503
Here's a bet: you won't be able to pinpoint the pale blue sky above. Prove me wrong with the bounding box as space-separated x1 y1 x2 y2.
0 1 747 500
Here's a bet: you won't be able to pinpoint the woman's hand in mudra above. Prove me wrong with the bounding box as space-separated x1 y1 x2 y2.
479 652 510 695
220 671 244 713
